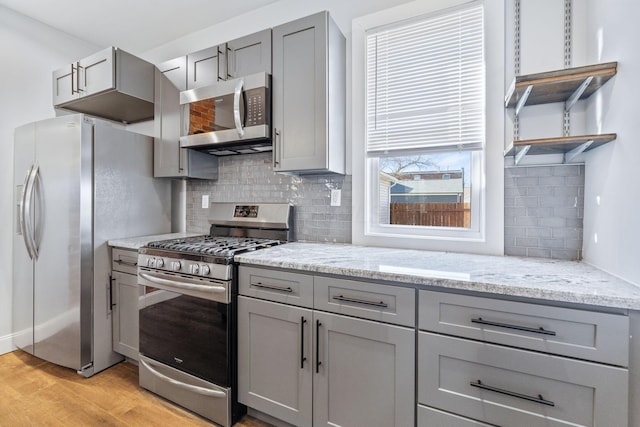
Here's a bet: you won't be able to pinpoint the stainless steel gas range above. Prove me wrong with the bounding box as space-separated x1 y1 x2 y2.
137 203 293 427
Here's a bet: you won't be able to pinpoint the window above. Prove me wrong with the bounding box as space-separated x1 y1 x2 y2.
352 0 504 254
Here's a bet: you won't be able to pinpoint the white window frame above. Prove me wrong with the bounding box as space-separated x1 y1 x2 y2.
352 0 505 255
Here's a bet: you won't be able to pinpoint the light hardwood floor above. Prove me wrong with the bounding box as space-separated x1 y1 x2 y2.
0 350 272 427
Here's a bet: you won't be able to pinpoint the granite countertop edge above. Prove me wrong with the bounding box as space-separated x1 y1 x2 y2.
235 242 640 311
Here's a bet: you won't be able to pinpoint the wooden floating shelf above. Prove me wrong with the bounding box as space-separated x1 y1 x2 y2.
505 62 618 110
504 133 617 164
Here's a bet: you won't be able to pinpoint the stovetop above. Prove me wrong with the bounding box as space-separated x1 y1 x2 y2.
146 235 282 258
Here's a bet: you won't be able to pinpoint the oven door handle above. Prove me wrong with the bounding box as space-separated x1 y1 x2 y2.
139 272 227 294
140 359 227 398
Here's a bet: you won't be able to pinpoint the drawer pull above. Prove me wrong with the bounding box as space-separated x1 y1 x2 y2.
471 317 556 336
316 320 322 374
470 380 555 407
252 282 293 293
114 259 138 267
332 295 388 308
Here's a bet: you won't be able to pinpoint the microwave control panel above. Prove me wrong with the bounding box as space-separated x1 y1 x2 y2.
245 87 269 126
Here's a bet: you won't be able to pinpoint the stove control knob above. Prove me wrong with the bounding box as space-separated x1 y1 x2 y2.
170 261 181 271
156 258 165 268
190 264 200 274
200 265 210 276
147 257 156 267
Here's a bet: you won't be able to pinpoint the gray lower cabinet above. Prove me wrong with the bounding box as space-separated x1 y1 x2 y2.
418 290 630 426
111 248 141 361
272 11 345 174
238 296 313 426
237 266 415 427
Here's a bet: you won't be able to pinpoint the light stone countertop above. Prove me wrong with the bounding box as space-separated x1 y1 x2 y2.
235 242 640 310
108 232 202 250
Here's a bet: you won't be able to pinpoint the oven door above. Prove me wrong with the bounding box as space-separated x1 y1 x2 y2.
138 268 232 387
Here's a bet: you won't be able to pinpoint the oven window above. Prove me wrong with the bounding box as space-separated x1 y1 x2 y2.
139 286 231 387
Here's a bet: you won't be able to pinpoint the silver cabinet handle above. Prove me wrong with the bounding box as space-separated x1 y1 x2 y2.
76 61 84 93
233 78 245 137
70 63 76 95
251 281 293 293
114 259 138 267
470 380 555 406
471 317 557 336
139 272 226 294
140 359 226 398
273 128 280 168
332 295 388 308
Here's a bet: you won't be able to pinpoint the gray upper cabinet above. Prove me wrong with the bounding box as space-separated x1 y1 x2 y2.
272 12 346 174
153 64 218 179
52 47 154 124
187 45 226 89
226 29 272 79
187 30 272 90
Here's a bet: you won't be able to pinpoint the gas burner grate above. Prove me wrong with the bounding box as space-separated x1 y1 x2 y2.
147 236 281 257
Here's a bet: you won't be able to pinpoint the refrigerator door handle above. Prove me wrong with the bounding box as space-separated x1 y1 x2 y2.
32 165 44 259
20 164 36 260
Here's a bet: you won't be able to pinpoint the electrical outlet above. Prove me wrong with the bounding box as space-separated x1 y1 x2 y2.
202 195 209 209
330 189 341 207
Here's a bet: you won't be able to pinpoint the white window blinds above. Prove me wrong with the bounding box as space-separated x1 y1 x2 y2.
366 3 485 156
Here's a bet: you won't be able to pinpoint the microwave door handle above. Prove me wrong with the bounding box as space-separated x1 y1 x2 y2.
233 79 245 137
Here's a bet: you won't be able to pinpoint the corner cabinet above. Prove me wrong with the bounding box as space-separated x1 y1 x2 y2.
272 12 346 174
237 266 415 426
504 62 618 164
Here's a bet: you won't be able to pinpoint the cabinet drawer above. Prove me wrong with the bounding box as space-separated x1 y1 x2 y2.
418 405 493 427
314 276 415 327
239 266 313 308
111 248 139 275
418 332 628 427
419 290 629 366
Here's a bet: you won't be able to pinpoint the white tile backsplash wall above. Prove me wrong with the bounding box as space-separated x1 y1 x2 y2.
186 152 352 243
504 164 584 260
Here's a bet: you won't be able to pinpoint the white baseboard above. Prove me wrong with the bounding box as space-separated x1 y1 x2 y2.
0 333 17 355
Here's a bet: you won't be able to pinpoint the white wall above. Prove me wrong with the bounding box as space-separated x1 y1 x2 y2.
0 5 98 354
582 0 640 285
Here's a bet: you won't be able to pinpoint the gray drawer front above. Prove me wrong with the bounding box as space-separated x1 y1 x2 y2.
419 332 628 427
239 266 313 308
314 276 415 327
418 405 493 427
111 248 138 275
419 290 629 366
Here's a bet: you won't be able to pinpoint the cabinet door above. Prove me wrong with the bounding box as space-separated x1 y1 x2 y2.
187 45 226 89
238 296 313 426
52 64 78 106
157 56 187 92
78 46 115 96
313 311 415 427
111 271 140 361
272 12 328 172
226 29 272 79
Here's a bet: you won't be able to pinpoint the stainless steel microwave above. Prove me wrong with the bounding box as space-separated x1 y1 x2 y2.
179 72 271 155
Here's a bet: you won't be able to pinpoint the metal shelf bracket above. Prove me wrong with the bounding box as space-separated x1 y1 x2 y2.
514 145 531 165
514 85 533 116
565 76 593 111
563 139 594 163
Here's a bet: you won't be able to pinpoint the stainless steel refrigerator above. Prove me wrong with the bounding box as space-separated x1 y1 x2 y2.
12 114 172 376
